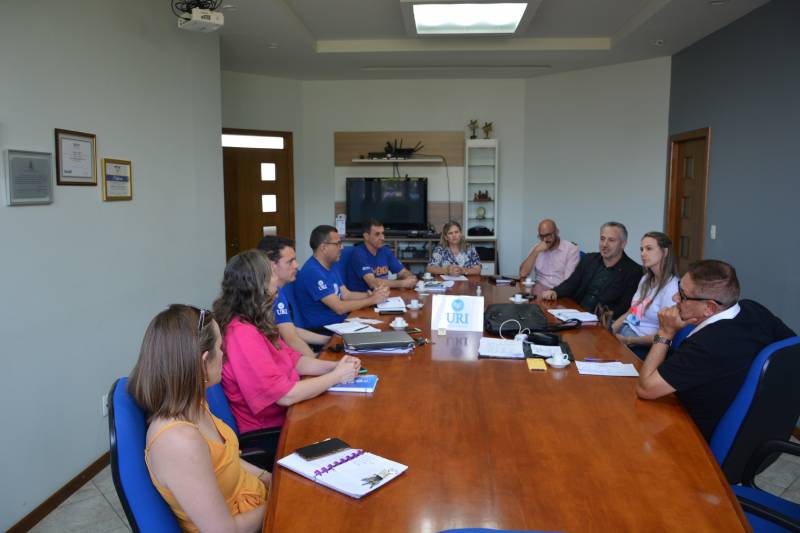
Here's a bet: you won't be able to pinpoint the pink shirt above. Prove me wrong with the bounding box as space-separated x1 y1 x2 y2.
221 317 302 433
531 239 580 295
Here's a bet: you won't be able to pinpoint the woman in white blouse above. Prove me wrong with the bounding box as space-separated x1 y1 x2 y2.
611 231 679 356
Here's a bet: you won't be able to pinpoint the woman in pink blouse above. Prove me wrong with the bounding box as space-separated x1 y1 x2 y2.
212 249 360 469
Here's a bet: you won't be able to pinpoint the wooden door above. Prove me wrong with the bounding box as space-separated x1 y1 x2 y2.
666 128 710 274
222 129 294 260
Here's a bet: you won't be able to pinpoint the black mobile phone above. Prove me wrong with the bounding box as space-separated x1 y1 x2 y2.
378 309 405 315
295 438 350 461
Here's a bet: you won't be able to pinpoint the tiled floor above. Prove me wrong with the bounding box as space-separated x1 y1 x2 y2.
29 451 800 531
30 466 130 533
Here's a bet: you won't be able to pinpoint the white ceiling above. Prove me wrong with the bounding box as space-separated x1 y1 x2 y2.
217 0 769 80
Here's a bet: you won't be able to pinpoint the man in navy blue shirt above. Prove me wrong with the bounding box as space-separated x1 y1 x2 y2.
258 235 331 358
636 260 794 440
295 225 389 330
345 219 418 292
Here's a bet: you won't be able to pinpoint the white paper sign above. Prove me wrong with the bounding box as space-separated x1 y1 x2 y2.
430 295 484 332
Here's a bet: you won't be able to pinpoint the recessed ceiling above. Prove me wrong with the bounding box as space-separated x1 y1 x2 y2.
218 0 769 80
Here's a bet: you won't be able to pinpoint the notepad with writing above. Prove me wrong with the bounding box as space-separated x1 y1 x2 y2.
277 447 408 498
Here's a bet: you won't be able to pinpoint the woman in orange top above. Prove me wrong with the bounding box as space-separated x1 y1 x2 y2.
128 304 269 532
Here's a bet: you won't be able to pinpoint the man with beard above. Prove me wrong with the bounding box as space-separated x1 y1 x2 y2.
541 221 640 319
518 218 580 297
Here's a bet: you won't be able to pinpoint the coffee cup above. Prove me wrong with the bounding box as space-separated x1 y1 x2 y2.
524 277 533 285
549 352 569 366
391 318 407 329
512 293 524 303
423 272 433 280
410 299 420 308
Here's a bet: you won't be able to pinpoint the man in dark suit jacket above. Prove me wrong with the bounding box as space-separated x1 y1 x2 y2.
636 260 795 440
542 221 641 319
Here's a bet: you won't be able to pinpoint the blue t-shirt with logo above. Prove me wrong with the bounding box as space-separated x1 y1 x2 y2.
272 286 293 325
345 244 405 292
295 256 348 328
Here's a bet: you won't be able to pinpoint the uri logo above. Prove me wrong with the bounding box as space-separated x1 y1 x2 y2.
447 298 469 325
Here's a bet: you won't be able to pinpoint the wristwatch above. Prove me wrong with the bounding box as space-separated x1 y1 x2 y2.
653 335 672 347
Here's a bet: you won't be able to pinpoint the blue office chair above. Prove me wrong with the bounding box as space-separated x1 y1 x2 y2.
671 324 695 350
206 383 282 470
708 336 800 484
107 377 181 533
332 244 355 284
281 281 305 328
733 440 800 532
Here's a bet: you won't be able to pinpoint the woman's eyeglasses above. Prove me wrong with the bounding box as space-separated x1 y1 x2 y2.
197 308 210 332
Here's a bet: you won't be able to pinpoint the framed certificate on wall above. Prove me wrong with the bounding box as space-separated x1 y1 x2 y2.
55 128 96 185
4 149 53 206
102 158 132 201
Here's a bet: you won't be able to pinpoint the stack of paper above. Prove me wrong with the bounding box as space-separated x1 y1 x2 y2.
441 274 468 281
548 308 599 323
375 296 406 312
324 322 381 335
575 361 639 377
527 344 566 358
478 338 525 359
328 375 379 393
416 280 455 293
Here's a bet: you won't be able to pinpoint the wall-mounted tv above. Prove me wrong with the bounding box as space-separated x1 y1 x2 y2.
346 177 428 235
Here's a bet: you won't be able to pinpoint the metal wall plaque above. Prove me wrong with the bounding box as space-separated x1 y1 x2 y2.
4 150 53 206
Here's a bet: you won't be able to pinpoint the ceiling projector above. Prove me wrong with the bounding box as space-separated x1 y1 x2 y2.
177 8 224 32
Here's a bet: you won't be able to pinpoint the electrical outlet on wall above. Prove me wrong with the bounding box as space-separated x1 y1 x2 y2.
102 394 108 417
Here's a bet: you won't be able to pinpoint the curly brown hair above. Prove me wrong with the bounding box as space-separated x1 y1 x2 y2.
212 249 280 347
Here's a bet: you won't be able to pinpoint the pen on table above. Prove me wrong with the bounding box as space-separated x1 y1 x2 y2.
353 325 370 332
583 358 620 363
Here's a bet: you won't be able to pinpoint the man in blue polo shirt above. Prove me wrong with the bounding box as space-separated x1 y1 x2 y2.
346 219 418 292
295 225 389 330
258 235 331 358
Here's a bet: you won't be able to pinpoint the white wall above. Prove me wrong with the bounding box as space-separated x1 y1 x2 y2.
0 1 225 528
523 58 672 258
298 79 526 270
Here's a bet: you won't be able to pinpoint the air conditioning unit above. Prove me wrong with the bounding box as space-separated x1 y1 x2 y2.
177 8 224 32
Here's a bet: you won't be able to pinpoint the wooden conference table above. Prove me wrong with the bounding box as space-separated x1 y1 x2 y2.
264 278 749 533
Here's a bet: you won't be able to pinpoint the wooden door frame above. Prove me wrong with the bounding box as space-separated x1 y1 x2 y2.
665 127 711 260
221 127 295 242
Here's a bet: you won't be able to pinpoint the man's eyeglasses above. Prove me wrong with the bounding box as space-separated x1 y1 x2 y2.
538 232 555 240
678 283 724 306
324 240 344 248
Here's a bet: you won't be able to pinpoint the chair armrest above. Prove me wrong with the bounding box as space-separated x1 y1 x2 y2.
238 427 282 451
742 440 800 487
737 494 800 532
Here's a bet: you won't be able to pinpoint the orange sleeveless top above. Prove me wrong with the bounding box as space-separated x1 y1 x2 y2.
144 407 267 532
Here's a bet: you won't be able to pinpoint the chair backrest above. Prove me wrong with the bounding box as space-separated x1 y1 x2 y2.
108 377 181 533
710 336 800 484
282 281 305 328
206 382 240 436
671 324 696 350
332 245 355 285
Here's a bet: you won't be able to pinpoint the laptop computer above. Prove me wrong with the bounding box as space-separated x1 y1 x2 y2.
341 331 415 351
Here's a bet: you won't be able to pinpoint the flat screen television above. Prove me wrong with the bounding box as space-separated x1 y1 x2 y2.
346 177 428 235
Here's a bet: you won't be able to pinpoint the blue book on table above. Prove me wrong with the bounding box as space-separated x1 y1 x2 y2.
327 375 379 393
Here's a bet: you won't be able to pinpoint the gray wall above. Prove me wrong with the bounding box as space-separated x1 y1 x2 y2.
669 0 799 331
0 0 225 527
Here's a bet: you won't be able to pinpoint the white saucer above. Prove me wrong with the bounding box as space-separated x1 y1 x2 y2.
407 304 423 310
523 281 534 287
391 323 408 330
546 357 571 368
509 297 526 304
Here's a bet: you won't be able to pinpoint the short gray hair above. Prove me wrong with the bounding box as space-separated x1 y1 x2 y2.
601 221 628 241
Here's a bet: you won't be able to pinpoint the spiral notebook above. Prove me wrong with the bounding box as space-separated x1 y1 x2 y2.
277 447 408 498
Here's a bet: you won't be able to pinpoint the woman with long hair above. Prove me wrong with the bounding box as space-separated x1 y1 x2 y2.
611 231 679 355
212 249 360 467
128 304 268 532
426 221 482 276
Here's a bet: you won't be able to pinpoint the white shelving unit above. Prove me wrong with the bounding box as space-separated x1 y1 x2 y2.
464 139 498 275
